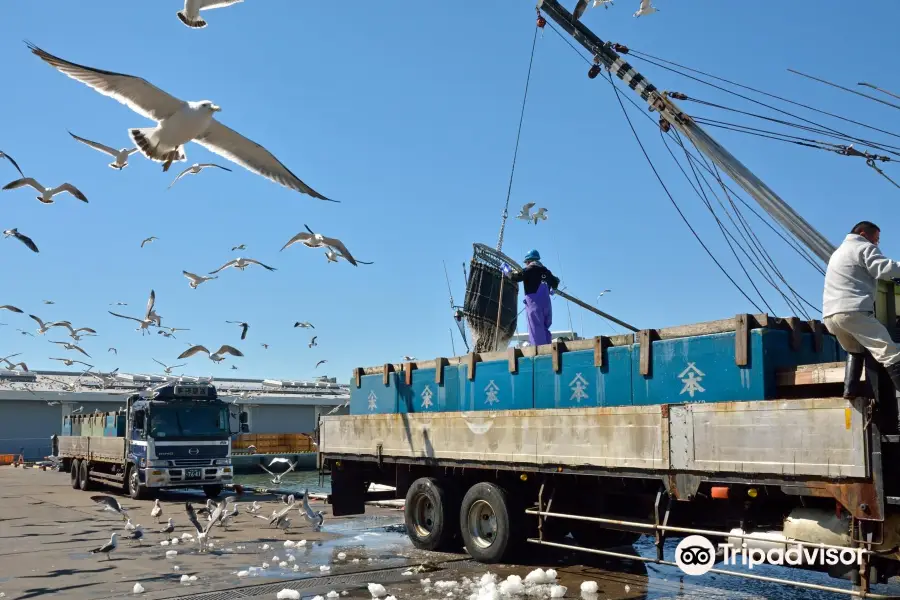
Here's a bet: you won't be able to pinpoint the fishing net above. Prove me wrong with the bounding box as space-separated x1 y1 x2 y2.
463 244 522 353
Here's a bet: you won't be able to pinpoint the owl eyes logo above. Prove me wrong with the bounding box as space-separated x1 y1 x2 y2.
675 535 716 575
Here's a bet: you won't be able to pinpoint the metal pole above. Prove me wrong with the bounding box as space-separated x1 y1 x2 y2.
536 0 836 263
552 289 639 333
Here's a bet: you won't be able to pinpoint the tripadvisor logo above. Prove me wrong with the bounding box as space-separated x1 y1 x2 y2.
674 535 865 576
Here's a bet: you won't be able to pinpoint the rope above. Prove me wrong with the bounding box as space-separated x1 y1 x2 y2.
497 25 539 253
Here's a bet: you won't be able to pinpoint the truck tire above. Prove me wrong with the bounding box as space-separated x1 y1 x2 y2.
71 459 81 489
78 460 92 491
204 485 223 499
405 477 460 551
127 465 148 500
459 482 520 563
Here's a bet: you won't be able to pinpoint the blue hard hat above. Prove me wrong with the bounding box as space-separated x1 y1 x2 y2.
524 249 540 262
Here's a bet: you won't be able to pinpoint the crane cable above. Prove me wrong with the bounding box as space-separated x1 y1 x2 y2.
496 24 540 253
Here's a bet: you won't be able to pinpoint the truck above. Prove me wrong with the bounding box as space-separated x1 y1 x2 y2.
56 379 248 500
319 267 900 596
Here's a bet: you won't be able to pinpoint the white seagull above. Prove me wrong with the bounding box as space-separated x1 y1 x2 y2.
531 207 548 225
153 359 186 375
2 177 87 204
28 43 334 200
259 458 298 485
177 0 244 28
108 290 159 335
168 162 232 189
178 344 243 363
3 228 39 253
515 202 535 222
209 257 276 274
68 131 137 170
160 518 175 534
50 340 92 358
50 357 92 368
301 489 325 531
28 314 71 335
185 501 220 551
89 532 118 560
90 495 129 519
150 499 163 523
281 225 362 266
183 270 218 289
634 0 658 17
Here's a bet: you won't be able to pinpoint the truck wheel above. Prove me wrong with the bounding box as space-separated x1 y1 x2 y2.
204 485 223 499
459 482 520 563
78 460 92 491
405 477 460 551
70 459 81 489
127 465 148 500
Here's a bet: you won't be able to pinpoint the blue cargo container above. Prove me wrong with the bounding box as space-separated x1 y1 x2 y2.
352 371 401 414
459 356 534 412
399 365 461 413
533 345 633 409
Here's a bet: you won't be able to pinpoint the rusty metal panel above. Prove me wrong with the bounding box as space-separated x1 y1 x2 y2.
669 398 865 478
88 436 125 462
320 406 666 470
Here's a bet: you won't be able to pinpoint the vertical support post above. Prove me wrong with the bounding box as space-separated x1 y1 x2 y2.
735 314 750 367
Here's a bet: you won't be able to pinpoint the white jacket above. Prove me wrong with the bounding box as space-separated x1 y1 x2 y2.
823 234 900 317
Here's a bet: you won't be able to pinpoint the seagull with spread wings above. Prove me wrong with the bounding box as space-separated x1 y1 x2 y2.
208 257 276 274
140 236 158 248
28 314 71 335
153 359 186 375
178 344 243 363
0 305 23 313
2 177 87 204
0 151 24 178
3 229 39 253
50 340 92 358
281 225 362 266
516 202 535 222
50 357 92 368
177 0 244 28
315 359 327 369
68 131 137 170
108 289 159 335
28 43 334 200
183 270 217 289
168 162 231 189
226 321 249 340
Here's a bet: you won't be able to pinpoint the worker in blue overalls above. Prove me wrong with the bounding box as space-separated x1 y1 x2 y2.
508 249 560 347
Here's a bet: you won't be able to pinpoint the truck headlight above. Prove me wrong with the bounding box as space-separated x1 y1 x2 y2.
213 459 231 467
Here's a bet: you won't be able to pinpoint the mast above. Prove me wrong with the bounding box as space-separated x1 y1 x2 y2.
537 0 836 263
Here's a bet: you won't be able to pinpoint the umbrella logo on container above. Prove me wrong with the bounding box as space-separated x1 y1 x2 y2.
675 535 716 575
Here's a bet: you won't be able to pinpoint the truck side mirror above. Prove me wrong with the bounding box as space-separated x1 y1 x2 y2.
240 423 250 434
239 411 248 425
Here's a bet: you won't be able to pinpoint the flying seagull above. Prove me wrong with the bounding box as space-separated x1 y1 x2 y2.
634 0 658 17
108 347 118 355
108 290 159 334
0 305 23 313
309 336 317 348
177 0 245 28
51 340 92 358
515 202 535 222
184 502 219 551
178 344 243 363
16 329 34 337
60 324 98 341
182 270 217 289
0 151 24 178
597 290 612 299
403 355 417 361
231 244 246 251
91 495 129 519
315 359 327 369
50 357 92 368
68 131 137 170
259 458 298 486
260 343 269 349
43 300 55 305
153 359 186 374
209 257 276 274
324 246 373 265
226 321 249 340
2 177 87 204
294 321 314 329
28 315 71 335
301 489 325 531
281 225 361 266
3 228 38 253
28 43 334 200
140 236 158 248
168 162 232 189
1 358 28 372
89 532 118 560
531 207 548 225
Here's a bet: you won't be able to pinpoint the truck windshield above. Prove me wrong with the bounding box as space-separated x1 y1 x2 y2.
149 404 229 440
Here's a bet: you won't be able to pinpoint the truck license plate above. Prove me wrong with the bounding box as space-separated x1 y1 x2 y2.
186 468 202 480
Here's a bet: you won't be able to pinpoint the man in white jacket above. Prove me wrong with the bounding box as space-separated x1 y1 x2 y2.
823 221 900 404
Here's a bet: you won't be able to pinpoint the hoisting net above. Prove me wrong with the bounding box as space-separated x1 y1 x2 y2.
463 244 523 352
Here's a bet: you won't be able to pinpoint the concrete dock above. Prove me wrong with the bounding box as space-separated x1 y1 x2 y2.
0 466 890 600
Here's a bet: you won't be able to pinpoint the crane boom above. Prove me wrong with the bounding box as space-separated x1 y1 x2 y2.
537 0 836 263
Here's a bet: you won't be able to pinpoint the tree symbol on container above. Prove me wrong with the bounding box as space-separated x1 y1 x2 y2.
421 385 434 409
679 363 706 398
484 380 500 405
569 373 589 403
367 391 378 411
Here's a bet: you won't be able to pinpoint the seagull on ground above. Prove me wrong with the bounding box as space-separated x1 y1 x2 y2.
315 359 327 369
50 357 92 368
281 225 361 266
108 290 159 335
177 0 245 28
168 162 231 189
2 177 87 204
309 336 317 348
50 340 91 357
0 305 23 313
294 321 314 329
231 244 246 251
515 202 535 222
260 458 298 485
89 532 118 560
91 495 129 519
0 151 24 178
124 518 138 532
141 236 158 248
634 0 658 17
153 359 186 375
28 315 71 335
226 321 249 340
28 43 333 199
68 131 138 170
160 518 175 534
183 270 217 289
531 207 548 225
301 489 325 531
209 257 276 274
3 228 39 253
178 344 243 363
150 499 163 523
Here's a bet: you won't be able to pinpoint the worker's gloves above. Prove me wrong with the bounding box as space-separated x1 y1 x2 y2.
501 263 512 277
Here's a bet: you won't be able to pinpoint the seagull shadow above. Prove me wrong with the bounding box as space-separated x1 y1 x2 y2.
21 566 115 579
15 581 104 600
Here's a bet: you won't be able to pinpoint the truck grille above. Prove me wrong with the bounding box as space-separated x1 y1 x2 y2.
170 459 213 467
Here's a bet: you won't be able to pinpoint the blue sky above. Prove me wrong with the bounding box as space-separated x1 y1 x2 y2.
1 1 899 381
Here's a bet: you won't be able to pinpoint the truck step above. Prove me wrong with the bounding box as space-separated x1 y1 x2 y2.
89 472 124 484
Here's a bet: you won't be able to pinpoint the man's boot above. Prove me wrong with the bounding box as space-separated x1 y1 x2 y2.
844 353 867 399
